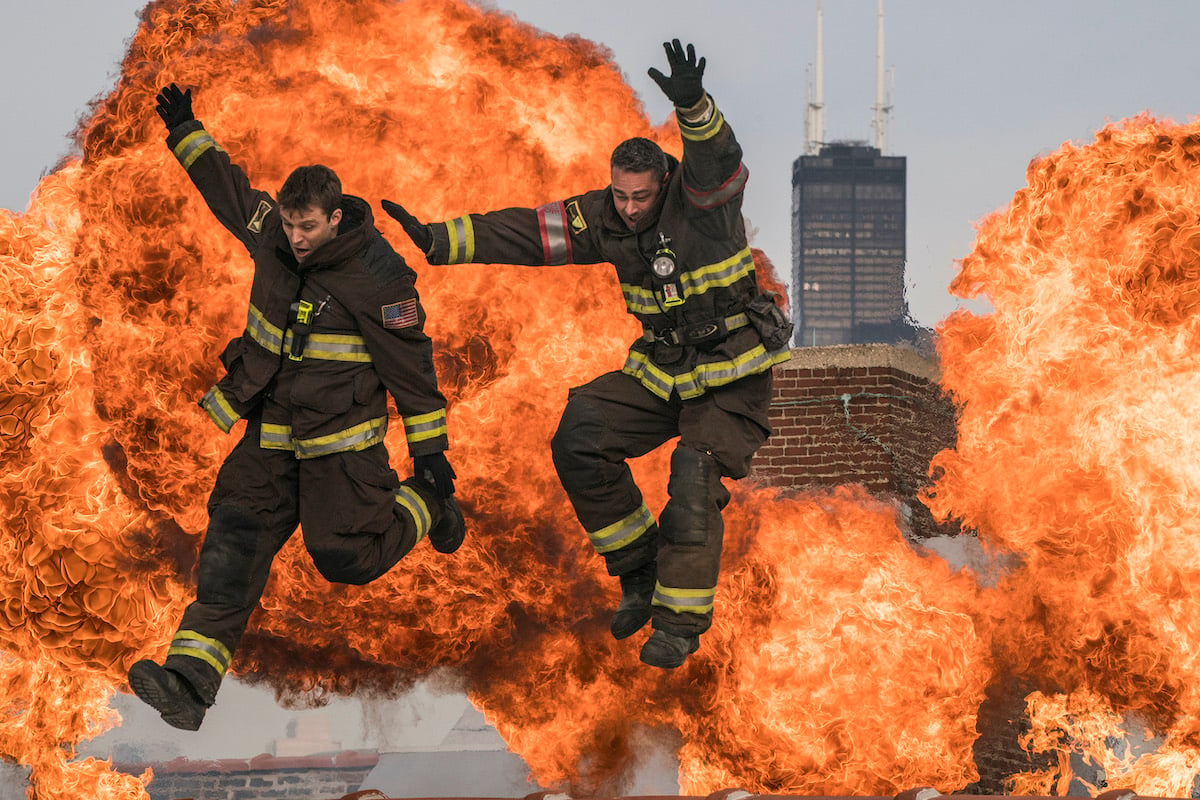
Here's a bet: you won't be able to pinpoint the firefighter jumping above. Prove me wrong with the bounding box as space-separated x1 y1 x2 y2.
381 40 791 668
127 84 467 730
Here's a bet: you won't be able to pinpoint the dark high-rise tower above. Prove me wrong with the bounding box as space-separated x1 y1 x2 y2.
792 0 908 347
792 143 906 346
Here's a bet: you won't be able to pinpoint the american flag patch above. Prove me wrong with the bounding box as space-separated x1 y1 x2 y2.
382 298 419 329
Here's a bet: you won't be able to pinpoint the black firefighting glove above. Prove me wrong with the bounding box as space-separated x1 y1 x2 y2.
415 452 457 499
647 39 706 109
155 83 195 132
381 200 434 254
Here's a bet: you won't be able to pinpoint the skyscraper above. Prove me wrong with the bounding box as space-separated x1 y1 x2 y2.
792 0 910 348
791 143 906 346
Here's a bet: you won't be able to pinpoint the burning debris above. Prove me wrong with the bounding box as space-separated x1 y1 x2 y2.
0 0 1197 799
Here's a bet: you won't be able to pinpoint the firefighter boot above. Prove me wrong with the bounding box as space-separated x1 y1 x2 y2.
128 660 209 731
427 495 466 554
640 629 700 669
611 561 655 640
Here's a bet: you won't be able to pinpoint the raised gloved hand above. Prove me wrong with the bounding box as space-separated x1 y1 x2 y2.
414 452 457 499
647 39 706 109
381 200 433 254
155 83 194 132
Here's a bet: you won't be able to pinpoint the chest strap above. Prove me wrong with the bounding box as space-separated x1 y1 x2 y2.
643 312 749 347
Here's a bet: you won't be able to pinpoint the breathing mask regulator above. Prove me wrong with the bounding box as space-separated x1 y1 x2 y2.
650 232 684 307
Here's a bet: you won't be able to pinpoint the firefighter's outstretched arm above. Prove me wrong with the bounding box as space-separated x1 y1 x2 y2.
647 39 706 110
381 200 434 255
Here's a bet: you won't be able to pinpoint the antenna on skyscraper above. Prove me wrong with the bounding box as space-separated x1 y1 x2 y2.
805 0 825 155
871 0 894 153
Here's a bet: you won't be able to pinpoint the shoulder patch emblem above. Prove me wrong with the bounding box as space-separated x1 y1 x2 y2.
566 200 587 235
382 298 419 330
247 199 273 233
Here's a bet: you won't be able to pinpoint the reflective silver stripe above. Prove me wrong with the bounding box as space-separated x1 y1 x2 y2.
395 485 432 541
683 344 790 398
292 417 386 459
621 284 662 316
587 503 655 554
652 582 716 614
445 216 475 264
246 303 284 353
172 130 221 170
259 423 293 451
537 202 571 265
200 386 239 433
282 330 372 362
168 629 232 675
685 162 749 210
403 409 447 444
620 351 674 401
678 248 755 298
679 104 725 142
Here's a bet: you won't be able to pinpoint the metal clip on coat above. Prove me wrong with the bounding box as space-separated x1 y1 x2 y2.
288 299 313 361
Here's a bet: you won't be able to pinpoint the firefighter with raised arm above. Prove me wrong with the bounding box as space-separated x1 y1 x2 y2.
381 40 791 668
128 84 467 730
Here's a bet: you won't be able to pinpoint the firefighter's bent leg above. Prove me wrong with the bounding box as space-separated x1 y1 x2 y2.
551 388 659 577
300 446 437 585
651 444 730 639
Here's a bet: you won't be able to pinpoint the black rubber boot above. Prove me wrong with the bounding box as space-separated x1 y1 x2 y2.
427 495 466 554
610 562 655 640
639 629 700 669
128 660 209 731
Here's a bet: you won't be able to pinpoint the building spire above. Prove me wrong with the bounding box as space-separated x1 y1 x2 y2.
805 0 825 155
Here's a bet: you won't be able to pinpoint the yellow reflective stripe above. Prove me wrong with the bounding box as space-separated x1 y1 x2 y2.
679 104 725 142
395 485 432 542
403 409 447 444
200 386 239 433
678 344 792 400
621 284 662 316
173 130 221 170
168 630 232 675
282 330 372 362
587 503 655 554
444 216 475 264
246 303 284 353
652 583 716 614
620 249 753 314
260 423 293 451
621 351 674 400
292 417 386 459
678 248 754 298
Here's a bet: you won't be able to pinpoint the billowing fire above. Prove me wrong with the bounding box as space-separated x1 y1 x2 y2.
10 0 1184 799
930 115 1200 796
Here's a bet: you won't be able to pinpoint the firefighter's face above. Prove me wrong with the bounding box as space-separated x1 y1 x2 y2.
611 167 664 231
281 204 342 262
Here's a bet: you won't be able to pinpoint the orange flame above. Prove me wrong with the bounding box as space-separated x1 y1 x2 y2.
930 114 1200 796
2 1 990 798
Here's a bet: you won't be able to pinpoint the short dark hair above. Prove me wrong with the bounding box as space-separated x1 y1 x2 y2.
278 165 342 217
610 137 668 182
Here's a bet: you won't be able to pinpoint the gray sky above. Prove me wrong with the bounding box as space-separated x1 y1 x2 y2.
2 0 1198 762
4 1 1200 328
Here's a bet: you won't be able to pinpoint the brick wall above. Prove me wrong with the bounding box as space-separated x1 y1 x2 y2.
116 751 378 800
750 344 959 539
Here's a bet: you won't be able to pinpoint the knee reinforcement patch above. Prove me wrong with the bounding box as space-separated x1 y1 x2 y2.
196 506 263 606
550 397 610 493
660 447 724 546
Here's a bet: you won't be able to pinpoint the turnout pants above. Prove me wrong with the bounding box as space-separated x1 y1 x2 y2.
164 413 440 702
551 369 772 638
